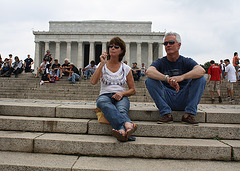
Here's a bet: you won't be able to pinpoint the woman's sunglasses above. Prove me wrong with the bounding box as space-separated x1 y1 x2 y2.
109 45 120 49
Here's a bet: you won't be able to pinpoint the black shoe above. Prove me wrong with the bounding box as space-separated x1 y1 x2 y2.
211 98 215 104
218 96 222 103
157 114 173 124
182 115 198 125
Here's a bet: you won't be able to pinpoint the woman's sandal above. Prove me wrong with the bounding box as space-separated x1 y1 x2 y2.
126 124 137 139
111 129 128 142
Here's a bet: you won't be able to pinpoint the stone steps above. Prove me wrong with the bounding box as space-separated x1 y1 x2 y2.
0 73 239 104
1 151 240 171
0 99 239 163
1 100 240 123
0 115 240 140
0 130 236 161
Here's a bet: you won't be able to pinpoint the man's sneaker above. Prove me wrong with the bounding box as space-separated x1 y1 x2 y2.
40 80 44 85
218 96 222 103
211 98 215 104
229 99 235 103
157 114 173 124
181 115 198 125
227 96 231 101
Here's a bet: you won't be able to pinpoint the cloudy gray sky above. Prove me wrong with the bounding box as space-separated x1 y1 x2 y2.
0 0 239 65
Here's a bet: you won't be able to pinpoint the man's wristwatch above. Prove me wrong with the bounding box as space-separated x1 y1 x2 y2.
164 75 169 81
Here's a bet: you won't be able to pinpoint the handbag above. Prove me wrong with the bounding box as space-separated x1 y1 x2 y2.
235 60 239 65
94 108 110 124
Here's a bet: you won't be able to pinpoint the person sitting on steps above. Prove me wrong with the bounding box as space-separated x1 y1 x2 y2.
91 36 137 142
83 60 96 80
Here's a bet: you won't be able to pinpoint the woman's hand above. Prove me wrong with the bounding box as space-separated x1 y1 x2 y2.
112 92 124 101
100 52 108 64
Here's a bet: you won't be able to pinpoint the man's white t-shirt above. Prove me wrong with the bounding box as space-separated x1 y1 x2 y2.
97 62 131 95
225 64 236 82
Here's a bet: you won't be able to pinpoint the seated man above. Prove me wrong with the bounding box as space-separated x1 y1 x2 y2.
83 60 96 80
145 32 206 125
35 59 48 77
11 56 23 78
24 54 34 73
61 58 70 76
67 63 80 84
51 59 62 78
132 62 141 81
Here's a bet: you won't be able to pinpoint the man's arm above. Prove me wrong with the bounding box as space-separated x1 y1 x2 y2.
145 66 166 81
146 65 205 93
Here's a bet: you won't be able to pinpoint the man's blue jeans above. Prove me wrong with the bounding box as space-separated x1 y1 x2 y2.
68 73 80 83
84 69 95 77
96 93 131 130
145 76 206 116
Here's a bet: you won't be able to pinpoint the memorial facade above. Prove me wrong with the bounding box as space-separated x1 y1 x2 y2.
33 20 165 70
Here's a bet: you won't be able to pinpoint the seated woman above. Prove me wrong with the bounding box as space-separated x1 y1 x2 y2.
40 64 53 85
90 37 137 142
0 58 11 77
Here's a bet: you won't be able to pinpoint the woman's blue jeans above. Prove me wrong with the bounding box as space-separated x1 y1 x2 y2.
145 76 206 116
96 93 131 130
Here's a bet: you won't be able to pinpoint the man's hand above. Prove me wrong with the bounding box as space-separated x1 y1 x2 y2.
167 75 184 93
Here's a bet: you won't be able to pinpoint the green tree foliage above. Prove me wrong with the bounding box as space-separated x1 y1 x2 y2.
202 62 211 73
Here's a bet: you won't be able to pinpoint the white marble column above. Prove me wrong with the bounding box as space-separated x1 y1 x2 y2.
77 41 83 68
55 42 60 61
159 43 163 58
66 42 71 62
89 42 94 62
102 42 107 53
137 42 142 66
34 41 40 73
44 41 49 53
148 42 153 66
124 42 130 65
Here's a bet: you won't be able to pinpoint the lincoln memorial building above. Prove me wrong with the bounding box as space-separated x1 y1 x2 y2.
33 20 165 70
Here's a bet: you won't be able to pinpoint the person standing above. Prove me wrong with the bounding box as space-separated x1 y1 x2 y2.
43 50 53 64
141 63 146 77
224 59 237 102
91 37 137 142
24 54 34 73
219 60 225 78
145 32 206 125
132 62 141 81
207 60 223 103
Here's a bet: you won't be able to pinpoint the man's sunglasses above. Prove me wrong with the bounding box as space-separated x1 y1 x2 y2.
163 41 176 46
109 45 120 49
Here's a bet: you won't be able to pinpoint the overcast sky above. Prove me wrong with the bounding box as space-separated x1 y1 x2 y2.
0 0 240 65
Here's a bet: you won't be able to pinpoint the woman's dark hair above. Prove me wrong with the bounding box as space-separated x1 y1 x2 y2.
15 56 19 61
234 52 238 56
107 37 126 62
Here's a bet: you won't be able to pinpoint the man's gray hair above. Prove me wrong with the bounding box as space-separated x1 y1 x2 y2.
164 32 181 43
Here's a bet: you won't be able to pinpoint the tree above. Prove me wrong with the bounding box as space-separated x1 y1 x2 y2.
202 62 211 73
